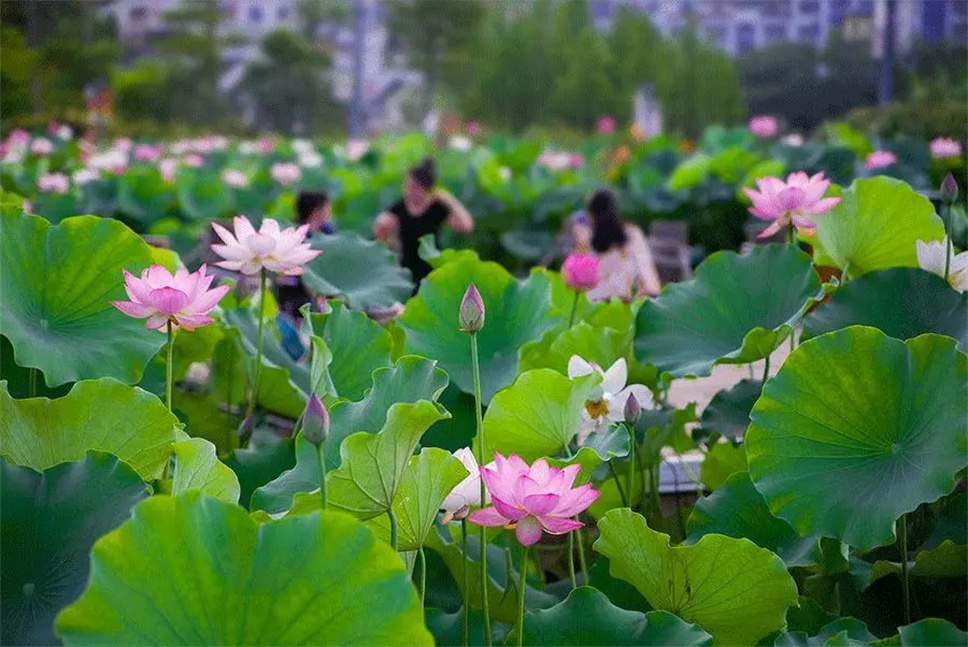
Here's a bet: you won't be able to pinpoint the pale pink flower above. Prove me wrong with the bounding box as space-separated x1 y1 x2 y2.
210 215 321 276
469 453 600 546
134 144 162 162
30 138 54 155
182 154 204 168
568 356 653 445
597 115 616 135
865 150 898 170
440 448 491 523
47 121 60 135
72 168 98 185
346 139 369 162
259 138 274 154
749 115 779 139
37 173 70 194
8 129 30 148
467 121 481 137
159 158 178 183
562 253 600 291
113 137 133 153
23 199 32 213
930 137 963 160
916 237 968 292
222 169 249 189
111 264 230 332
270 162 301 186
569 153 584 169
743 171 841 238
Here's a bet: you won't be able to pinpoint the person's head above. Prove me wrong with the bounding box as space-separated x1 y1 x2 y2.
296 191 331 231
587 188 628 253
405 158 436 204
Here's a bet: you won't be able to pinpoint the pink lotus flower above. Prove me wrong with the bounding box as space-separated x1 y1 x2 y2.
113 137 133 153
259 138 274 154
47 121 60 135
597 115 616 135
7 129 30 147
23 199 32 213
469 453 600 546
111 264 230 331
159 158 178 183
744 171 842 238
569 153 584 169
865 150 898 170
930 137 963 160
182 154 204 168
270 162 301 186
210 215 321 276
30 138 54 155
134 144 163 162
749 115 779 139
467 121 482 137
222 169 249 188
37 172 69 194
562 253 600 291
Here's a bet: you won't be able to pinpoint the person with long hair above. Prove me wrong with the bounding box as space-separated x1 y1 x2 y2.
572 188 662 300
275 191 333 320
373 158 474 286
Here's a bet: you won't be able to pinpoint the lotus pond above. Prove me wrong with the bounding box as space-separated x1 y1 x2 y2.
0 128 966 647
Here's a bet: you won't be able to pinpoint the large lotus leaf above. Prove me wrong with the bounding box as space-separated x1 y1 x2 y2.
175 168 231 221
887 619 968 646
519 321 630 376
849 540 967 590
399 257 558 403
327 401 450 520
224 432 296 510
479 369 601 462
746 327 968 551
302 232 413 310
687 472 822 568
0 211 166 386
0 453 148 647
634 245 821 378
54 493 433 646
0 379 180 482
811 177 944 276
774 618 877 647
0 334 71 399
252 357 449 513
694 379 761 443
303 302 393 400
698 442 748 491
171 437 240 504
594 508 799 646
222 307 310 404
520 587 712 646
802 268 967 351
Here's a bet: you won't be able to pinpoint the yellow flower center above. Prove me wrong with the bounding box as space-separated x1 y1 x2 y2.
585 398 609 420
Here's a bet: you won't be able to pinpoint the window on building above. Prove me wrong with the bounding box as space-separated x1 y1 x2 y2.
799 0 820 13
129 5 147 21
248 5 263 23
736 23 756 54
798 23 820 41
766 25 786 42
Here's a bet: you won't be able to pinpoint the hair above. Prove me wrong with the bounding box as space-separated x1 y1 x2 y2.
408 158 436 189
296 191 329 225
588 188 628 253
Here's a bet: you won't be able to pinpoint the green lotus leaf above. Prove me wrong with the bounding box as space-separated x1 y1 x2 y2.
171 390 236 455
0 334 71 399
399 257 558 403
0 210 167 386
699 442 748 491
594 508 799 646
175 168 231 221
0 453 148 646
328 400 450 520
302 232 413 310
688 472 822 568
0 379 180 482
54 493 432 646
417 233 480 269
519 321 631 376
479 369 601 462
802 268 967 351
171 437 241 504
746 327 968 550
774 618 877 647
252 357 448 513
520 587 712 646
303 301 394 400
811 177 945 276
224 432 295 510
694 379 761 443
850 540 967 590
889 619 968 646
634 245 822 378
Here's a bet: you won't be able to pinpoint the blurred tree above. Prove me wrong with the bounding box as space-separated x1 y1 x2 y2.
113 60 171 124
548 27 617 129
387 0 487 115
607 6 668 124
0 26 40 121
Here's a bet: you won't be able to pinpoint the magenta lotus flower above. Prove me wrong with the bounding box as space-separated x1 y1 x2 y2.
562 253 600 291
111 264 230 332
597 115 616 135
211 215 321 276
744 171 841 238
865 150 898 170
37 173 69 194
469 453 599 546
749 115 779 139
8 128 30 147
467 121 482 137
930 137 962 160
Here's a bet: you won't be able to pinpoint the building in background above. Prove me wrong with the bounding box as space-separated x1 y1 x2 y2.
592 0 965 57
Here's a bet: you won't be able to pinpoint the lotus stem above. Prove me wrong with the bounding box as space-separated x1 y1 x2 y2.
470 333 492 647
29 368 37 398
461 518 470 647
607 462 628 508
762 354 771 384
627 424 636 511
247 269 268 428
314 443 328 510
788 222 795 246
164 320 175 481
566 530 577 590
944 203 952 281
567 290 580 328
388 507 398 551
516 546 529 647
418 546 427 608
899 514 911 624
575 527 589 586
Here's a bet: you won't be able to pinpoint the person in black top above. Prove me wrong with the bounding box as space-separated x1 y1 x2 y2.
373 158 474 286
275 191 334 320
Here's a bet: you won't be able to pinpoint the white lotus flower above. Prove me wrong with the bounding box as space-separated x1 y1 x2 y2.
210 215 321 276
298 151 322 168
916 237 968 292
498 166 512 181
440 447 491 523
449 135 472 152
567 356 652 445
72 168 98 185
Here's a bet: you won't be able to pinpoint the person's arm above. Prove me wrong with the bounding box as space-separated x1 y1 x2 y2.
434 187 474 234
373 211 398 241
629 227 663 297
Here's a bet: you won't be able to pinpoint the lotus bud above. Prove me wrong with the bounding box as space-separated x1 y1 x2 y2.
624 392 641 424
302 393 330 445
561 253 600 292
459 282 485 333
941 172 959 205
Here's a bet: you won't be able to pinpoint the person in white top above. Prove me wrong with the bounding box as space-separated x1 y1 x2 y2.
571 189 663 301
